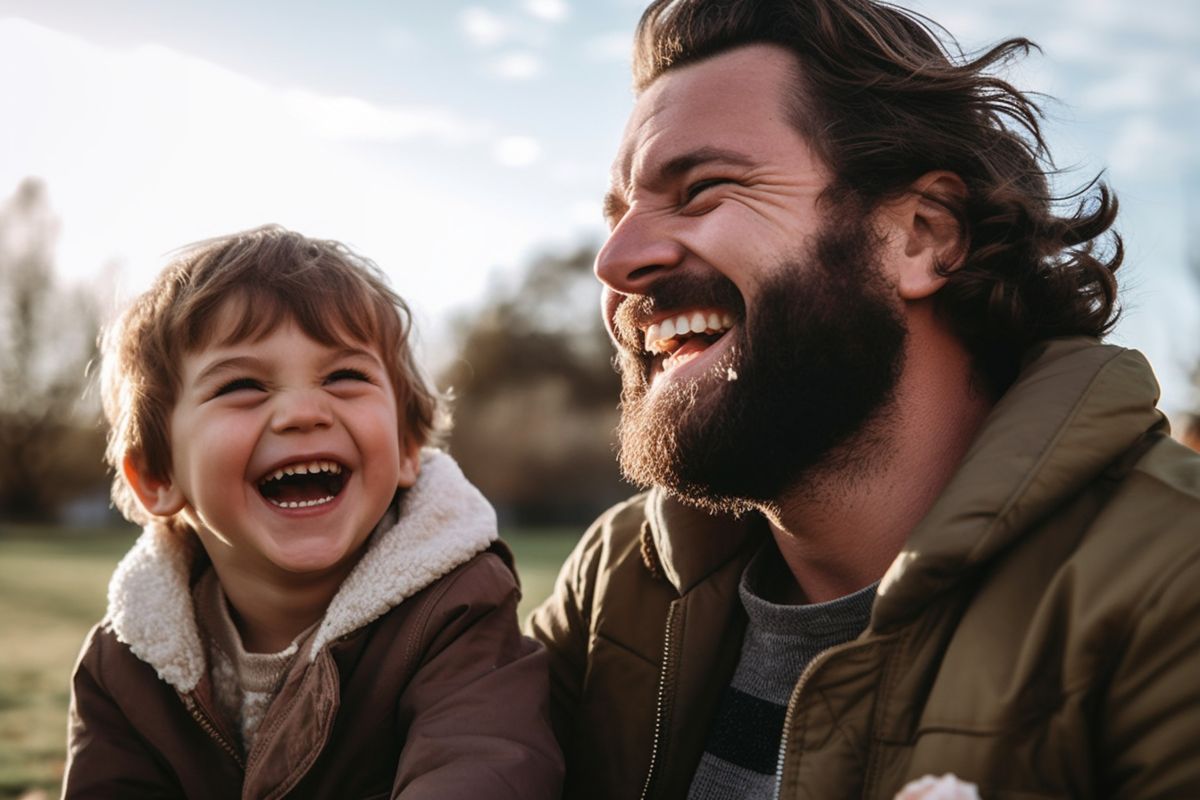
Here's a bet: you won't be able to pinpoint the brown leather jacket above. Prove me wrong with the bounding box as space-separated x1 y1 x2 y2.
529 339 1200 799
65 451 563 799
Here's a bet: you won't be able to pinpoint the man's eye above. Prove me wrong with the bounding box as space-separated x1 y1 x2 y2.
685 178 730 202
326 368 372 384
214 377 263 397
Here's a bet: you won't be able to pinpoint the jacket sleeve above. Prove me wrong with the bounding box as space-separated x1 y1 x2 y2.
62 626 177 798
391 551 564 800
1101 545 1200 798
524 516 604 756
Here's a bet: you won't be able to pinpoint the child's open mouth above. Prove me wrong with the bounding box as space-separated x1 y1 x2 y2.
257 460 348 509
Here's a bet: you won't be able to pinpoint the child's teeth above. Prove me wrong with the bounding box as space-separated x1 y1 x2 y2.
271 495 336 509
264 461 345 481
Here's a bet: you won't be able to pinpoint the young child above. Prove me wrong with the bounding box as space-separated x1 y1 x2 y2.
64 226 563 798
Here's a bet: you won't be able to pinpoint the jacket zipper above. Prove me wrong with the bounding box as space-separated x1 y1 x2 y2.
640 600 683 800
182 692 246 770
772 639 859 800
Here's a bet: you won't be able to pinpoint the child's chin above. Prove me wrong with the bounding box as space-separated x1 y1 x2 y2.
270 542 362 576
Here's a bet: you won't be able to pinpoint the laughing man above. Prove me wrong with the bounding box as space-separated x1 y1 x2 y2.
528 1 1200 798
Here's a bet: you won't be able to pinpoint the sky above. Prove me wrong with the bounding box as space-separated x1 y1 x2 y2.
1 0 1198 419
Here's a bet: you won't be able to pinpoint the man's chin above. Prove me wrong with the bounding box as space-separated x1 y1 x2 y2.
616 356 774 515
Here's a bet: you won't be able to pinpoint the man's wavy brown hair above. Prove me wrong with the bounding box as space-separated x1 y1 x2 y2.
633 0 1122 393
101 226 443 526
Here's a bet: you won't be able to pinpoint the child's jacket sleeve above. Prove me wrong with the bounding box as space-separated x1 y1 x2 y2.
64 628 177 796
63 624 244 797
390 549 564 799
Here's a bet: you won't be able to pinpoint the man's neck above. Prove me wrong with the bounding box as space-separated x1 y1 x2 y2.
763 307 993 604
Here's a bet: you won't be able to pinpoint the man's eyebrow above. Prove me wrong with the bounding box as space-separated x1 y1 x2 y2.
657 146 757 180
602 191 628 227
602 146 758 226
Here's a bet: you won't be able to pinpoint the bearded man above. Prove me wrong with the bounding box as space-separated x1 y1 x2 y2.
527 1 1200 798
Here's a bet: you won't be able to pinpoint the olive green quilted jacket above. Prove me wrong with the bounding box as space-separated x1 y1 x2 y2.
528 338 1200 799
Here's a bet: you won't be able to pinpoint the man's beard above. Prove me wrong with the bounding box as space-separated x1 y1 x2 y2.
613 211 907 515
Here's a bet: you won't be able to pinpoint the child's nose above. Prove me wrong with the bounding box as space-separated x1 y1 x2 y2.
270 389 334 433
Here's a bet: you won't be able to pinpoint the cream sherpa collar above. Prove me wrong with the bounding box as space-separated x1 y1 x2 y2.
105 449 498 693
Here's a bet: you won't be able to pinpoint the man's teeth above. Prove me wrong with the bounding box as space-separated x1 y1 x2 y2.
262 460 343 484
644 309 735 354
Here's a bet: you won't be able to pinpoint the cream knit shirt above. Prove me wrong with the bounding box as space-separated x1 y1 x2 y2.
193 570 317 754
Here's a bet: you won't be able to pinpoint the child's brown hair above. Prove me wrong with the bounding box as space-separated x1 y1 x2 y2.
101 225 443 525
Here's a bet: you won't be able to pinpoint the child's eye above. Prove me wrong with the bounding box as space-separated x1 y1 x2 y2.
326 368 372 384
213 377 263 397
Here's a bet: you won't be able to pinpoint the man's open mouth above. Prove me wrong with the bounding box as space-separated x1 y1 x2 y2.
257 460 348 509
642 308 736 373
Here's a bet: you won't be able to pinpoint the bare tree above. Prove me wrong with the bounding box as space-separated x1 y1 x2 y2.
0 178 106 520
440 243 629 525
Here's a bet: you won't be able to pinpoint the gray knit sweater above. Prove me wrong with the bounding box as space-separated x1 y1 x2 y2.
688 544 878 800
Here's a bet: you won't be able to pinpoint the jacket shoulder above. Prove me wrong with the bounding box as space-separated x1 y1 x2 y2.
427 546 523 610
1130 432 1200 509
1089 436 1200 796
585 491 654 546
1090 433 1200 566
73 617 141 683
1101 433 1200 609
573 491 655 571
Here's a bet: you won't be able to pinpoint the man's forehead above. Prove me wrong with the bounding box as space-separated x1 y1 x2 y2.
608 43 802 189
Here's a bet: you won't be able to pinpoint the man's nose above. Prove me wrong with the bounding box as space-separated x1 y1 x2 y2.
271 389 333 434
593 210 686 295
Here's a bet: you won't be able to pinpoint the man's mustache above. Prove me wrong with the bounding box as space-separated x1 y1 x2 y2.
611 272 744 353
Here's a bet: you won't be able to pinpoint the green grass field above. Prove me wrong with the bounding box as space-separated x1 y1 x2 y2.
0 525 579 799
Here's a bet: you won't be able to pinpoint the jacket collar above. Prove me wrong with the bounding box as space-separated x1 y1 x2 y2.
873 338 1165 629
644 488 765 596
106 449 497 693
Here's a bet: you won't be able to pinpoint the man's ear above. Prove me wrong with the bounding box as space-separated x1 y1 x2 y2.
396 439 422 489
122 453 186 517
878 171 968 301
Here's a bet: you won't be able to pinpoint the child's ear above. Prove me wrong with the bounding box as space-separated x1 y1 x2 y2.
122 453 187 517
396 440 422 489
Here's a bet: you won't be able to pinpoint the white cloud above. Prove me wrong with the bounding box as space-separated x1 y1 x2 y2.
0 18 537 323
282 91 485 143
1081 67 1168 113
1061 0 1199 45
585 32 632 63
459 7 509 47
381 26 421 54
523 0 569 23
493 136 542 168
1186 64 1200 97
569 200 603 228
491 51 542 80
1106 115 1186 179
